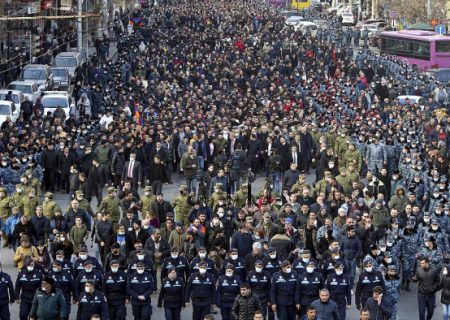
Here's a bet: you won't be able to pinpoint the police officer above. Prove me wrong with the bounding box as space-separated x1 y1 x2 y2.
54 250 73 273
295 261 323 318
73 246 103 279
219 248 245 280
74 260 103 302
384 265 401 320
76 280 109 320
103 260 128 320
185 260 216 320
189 246 218 279
402 219 420 291
325 262 351 320
157 267 185 320
270 260 298 320
247 260 271 319
15 259 43 320
161 247 190 283
127 261 156 320
216 263 242 320
355 260 385 309
0 262 15 320
292 249 317 276
48 260 74 319
265 247 281 276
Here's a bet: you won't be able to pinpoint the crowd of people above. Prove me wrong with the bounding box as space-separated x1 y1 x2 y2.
0 0 449 319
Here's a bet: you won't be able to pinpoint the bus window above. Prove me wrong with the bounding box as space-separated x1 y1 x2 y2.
436 41 450 53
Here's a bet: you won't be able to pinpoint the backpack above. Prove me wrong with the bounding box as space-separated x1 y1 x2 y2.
231 151 242 170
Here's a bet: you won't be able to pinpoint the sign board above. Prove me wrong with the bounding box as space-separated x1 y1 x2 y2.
435 24 447 35
389 11 398 19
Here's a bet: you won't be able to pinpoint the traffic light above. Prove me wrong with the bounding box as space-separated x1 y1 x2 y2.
31 35 41 55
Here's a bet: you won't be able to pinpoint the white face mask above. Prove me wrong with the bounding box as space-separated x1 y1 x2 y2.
424 218 430 223
137 255 145 261
336 270 343 276
306 267 314 273
269 253 276 259
432 225 439 231
137 269 144 275
302 257 310 263
255 267 263 273
111 267 119 273
27 266 34 272
285 268 292 274
230 254 238 261
144 192 150 196
85 268 92 273
199 268 207 275
218 211 224 218
52 267 60 272
444 269 448 276
387 241 393 247
226 271 233 277
199 253 207 259
365 267 373 273
84 287 91 293
60 237 65 242
171 254 178 259
80 254 87 260
386 258 392 264
380 247 386 252
333 255 340 260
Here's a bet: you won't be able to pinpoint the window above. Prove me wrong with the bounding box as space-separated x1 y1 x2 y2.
436 41 450 53
55 57 78 67
0 105 11 115
42 97 68 108
381 36 430 60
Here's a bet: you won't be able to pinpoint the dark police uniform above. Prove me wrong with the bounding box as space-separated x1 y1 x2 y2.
73 256 102 279
185 271 216 320
48 269 75 318
216 274 241 320
161 256 190 282
103 270 128 320
76 290 109 320
128 257 156 280
295 270 323 317
325 272 352 320
218 257 246 280
75 269 103 301
270 270 298 320
0 270 15 320
247 269 271 318
157 277 185 320
15 267 43 320
355 269 385 308
127 271 155 320
264 257 281 276
189 257 218 279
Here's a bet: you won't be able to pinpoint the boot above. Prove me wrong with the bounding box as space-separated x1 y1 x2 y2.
401 278 406 290
405 280 411 292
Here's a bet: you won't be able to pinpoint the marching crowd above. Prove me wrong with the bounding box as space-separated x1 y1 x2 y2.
0 0 450 320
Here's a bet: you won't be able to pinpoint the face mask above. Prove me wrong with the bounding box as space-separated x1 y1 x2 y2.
433 193 440 198
365 267 373 272
231 254 238 261
424 218 430 223
171 254 178 259
41 286 46 292
302 257 310 263
137 255 145 261
226 271 233 277
111 267 119 273
144 192 150 196
269 253 276 259
387 241 393 247
80 254 87 260
84 287 91 293
333 255 340 260
336 270 343 276
27 266 34 272
199 253 206 259
137 269 144 275
380 247 386 252
392 176 399 180
386 258 392 264
85 268 92 273
199 268 207 275
328 163 335 168
60 237 65 242
306 267 314 273
444 269 448 276
285 268 292 274
432 225 439 231
218 211 224 218
255 267 263 273
52 267 60 272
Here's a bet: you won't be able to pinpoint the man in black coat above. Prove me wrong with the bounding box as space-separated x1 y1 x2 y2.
20 96 33 122
246 134 261 173
40 141 59 192
122 151 143 193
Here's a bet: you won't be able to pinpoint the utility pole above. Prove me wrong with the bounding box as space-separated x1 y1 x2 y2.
77 0 82 52
427 0 432 20
29 31 32 63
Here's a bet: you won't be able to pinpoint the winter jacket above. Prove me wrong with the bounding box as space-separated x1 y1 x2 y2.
414 266 440 296
439 273 450 304
369 206 389 227
366 297 392 320
29 287 67 320
310 298 340 320
111 151 126 176
339 235 362 260
231 293 262 320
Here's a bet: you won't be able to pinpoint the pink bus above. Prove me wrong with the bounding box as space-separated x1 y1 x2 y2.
379 30 450 72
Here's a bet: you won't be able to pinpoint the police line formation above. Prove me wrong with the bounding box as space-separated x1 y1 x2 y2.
0 0 449 320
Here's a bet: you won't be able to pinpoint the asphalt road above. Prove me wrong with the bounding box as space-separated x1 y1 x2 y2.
1 171 441 319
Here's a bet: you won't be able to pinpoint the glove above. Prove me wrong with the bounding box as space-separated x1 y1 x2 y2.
356 304 361 310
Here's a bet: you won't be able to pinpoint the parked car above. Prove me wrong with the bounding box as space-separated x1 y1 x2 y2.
41 91 75 120
356 19 386 28
18 64 53 90
0 100 20 124
341 12 356 26
54 52 82 79
7 80 41 103
285 16 304 26
297 22 318 36
313 19 329 29
50 67 71 90
0 89 25 113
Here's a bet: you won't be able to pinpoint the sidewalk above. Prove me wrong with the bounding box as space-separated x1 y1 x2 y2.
85 41 119 61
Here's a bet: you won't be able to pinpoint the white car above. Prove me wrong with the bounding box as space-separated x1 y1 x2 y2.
41 91 75 120
313 19 328 29
285 16 304 26
0 100 20 124
7 80 41 104
341 12 355 26
297 22 318 36
0 89 25 113
396 95 427 108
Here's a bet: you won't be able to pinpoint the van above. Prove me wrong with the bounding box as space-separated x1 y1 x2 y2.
55 52 82 78
0 100 19 124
